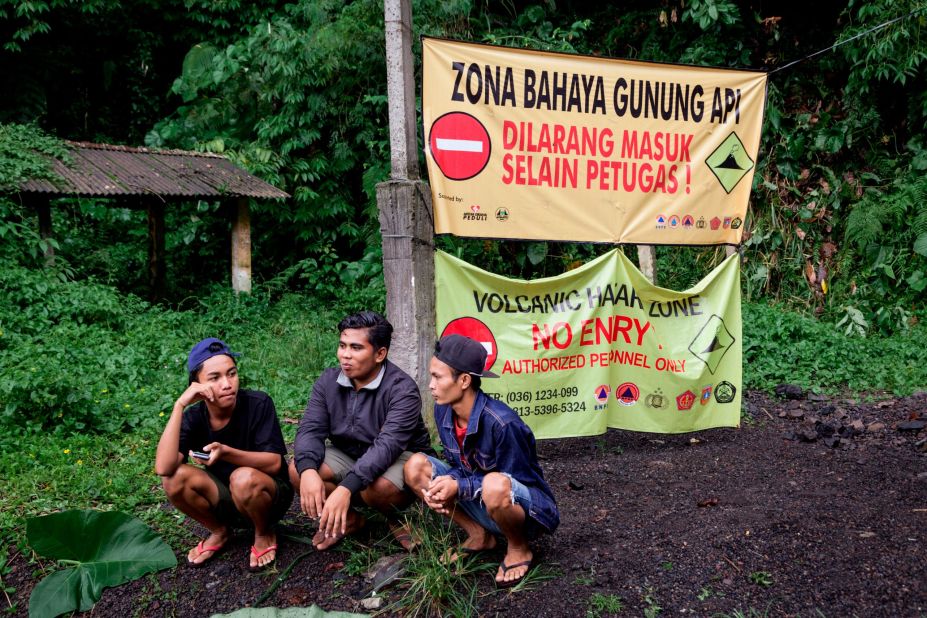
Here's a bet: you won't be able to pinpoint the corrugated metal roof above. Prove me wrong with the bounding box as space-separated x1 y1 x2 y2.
16 141 289 199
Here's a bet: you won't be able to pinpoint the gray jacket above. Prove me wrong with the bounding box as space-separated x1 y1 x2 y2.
294 359 432 494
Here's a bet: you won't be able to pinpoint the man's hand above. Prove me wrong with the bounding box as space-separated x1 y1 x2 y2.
299 469 326 519
193 442 224 466
175 381 216 409
318 486 351 539
423 475 458 515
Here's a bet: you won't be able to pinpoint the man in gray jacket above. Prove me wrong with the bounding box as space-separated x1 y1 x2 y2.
289 311 432 550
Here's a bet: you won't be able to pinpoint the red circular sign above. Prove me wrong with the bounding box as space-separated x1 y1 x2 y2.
440 317 498 373
615 382 640 406
428 112 491 181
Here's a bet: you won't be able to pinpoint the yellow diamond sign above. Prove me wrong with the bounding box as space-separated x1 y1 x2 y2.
706 132 754 194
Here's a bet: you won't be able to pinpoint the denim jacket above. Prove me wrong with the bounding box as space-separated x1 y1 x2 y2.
435 391 560 533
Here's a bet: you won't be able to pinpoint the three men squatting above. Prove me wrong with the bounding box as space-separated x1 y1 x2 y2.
157 311 558 587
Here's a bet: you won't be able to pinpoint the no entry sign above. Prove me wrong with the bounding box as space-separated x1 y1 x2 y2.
440 317 498 375
428 112 491 181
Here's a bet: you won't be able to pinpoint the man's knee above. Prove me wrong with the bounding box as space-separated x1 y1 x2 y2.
403 453 432 490
318 463 337 483
229 467 269 500
161 465 195 501
366 475 401 500
482 473 513 511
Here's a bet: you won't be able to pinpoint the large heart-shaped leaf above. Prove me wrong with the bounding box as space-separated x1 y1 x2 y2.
27 510 177 618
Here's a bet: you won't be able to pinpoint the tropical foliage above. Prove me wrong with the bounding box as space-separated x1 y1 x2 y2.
3 0 925 328
26 510 176 618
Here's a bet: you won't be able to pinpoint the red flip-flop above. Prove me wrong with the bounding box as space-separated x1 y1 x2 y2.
187 540 224 568
249 543 278 572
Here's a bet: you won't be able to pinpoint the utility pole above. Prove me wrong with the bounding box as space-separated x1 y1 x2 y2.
378 0 435 410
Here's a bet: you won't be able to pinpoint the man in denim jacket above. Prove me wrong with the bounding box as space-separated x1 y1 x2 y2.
404 334 559 587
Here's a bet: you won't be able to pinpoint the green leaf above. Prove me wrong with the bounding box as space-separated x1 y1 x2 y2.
526 242 548 266
907 270 927 292
914 233 927 257
27 510 177 618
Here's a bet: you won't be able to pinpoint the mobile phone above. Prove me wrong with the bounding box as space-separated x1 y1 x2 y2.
191 450 210 460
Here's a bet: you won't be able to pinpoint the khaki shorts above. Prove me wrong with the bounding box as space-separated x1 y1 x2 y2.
323 444 413 491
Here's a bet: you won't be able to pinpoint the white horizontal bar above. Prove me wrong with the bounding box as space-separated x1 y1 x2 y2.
436 138 483 153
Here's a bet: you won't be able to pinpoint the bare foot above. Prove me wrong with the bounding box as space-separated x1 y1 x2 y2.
495 547 533 586
441 532 497 565
461 531 497 552
389 521 417 551
313 511 366 550
249 532 277 570
187 528 228 565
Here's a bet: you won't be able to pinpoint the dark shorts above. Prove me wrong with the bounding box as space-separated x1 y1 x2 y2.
204 468 294 529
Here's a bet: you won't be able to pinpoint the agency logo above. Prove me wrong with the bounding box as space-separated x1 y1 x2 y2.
615 382 640 406
669 215 680 229
682 214 694 229
714 381 736 403
723 216 732 229
462 205 487 221
676 390 696 411
495 207 509 222
645 388 668 409
696 216 706 229
710 217 721 230
656 214 667 229
731 217 743 229
700 384 713 405
593 384 610 410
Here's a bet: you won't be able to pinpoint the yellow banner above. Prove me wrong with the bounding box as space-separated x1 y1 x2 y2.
423 38 767 244
435 249 742 438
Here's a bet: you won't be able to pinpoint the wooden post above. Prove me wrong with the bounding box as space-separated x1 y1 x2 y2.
384 0 419 182
379 0 435 411
637 245 657 283
33 198 55 266
147 200 166 301
378 181 435 395
231 197 252 294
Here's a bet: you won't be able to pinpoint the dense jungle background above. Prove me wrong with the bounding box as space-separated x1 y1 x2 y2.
1 0 927 616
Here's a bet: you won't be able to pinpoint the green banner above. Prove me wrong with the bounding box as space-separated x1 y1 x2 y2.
435 249 741 438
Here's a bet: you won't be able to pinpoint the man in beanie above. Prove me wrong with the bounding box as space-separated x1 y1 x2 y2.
404 334 559 588
290 311 433 550
155 338 292 571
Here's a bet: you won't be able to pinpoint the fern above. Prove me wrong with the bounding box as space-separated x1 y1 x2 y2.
843 164 927 249
911 176 927 238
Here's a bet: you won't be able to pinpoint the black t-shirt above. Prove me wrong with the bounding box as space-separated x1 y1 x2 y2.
178 389 288 486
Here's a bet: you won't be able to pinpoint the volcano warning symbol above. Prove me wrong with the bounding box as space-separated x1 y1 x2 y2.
688 315 735 374
706 132 754 194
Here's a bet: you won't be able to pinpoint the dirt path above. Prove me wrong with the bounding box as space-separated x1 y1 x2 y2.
7 390 927 617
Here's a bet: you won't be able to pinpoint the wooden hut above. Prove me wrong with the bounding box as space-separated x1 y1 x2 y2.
14 141 289 298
